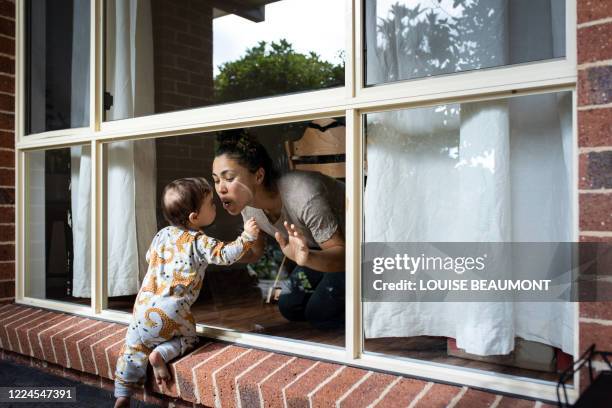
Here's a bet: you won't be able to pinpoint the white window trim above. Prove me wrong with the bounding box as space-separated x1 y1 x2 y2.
13 0 580 403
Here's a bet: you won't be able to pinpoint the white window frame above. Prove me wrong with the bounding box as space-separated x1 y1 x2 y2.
14 0 579 402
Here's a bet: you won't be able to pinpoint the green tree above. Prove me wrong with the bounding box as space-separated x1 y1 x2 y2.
214 39 344 103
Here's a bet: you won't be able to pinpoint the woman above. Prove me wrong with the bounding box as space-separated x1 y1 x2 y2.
212 131 345 329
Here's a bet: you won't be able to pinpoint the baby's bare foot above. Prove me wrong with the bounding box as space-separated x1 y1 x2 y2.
114 396 130 408
149 351 171 389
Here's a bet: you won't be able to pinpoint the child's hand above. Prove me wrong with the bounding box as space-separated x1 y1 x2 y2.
244 217 260 238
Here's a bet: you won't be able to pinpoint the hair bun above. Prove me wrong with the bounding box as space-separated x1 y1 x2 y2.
216 129 258 156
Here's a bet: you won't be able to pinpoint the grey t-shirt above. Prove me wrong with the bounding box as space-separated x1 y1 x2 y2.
242 171 345 249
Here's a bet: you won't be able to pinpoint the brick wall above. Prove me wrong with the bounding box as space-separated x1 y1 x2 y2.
577 0 612 389
0 0 13 304
151 0 213 114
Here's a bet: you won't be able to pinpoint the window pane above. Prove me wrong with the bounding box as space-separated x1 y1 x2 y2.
104 118 346 347
26 147 91 306
365 0 566 85
362 91 574 381
26 0 90 134
104 0 345 121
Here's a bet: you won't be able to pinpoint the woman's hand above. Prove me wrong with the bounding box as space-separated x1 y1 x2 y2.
275 221 310 266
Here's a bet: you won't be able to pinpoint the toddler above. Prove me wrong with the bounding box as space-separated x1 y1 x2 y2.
114 177 259 408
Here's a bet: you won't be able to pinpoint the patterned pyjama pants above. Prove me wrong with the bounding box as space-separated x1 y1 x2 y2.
114 318 198 398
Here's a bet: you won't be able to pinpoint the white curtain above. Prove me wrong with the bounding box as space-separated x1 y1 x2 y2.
363 0 573 356
71 0 157 297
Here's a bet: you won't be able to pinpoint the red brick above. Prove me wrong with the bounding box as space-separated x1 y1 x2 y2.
579 108 612 147
14 310 57 355
0 303 20 320
49 318 96 366
579 193 612 231
578 279 612 304
0 16 13 38
578 23 612 64
284 361 340 408
236 353 292 408
375 377 428 408
0 149 13 165
0 52 12 75
579 66 612 106
0 35 13 55
339 372 397 407
455 388 498 408
0 167 13 186
91 326 127 378
578 237 612 279
105 336 127 380
0 279 12 297
64 320 110 370
0 189 12 206
0 73 13 94
580 151 612 189
580 302 612 320
0 111 13 129
212 348 270 408
0 1 14 19
176 33 202 49
0 307 41 350
497 396 536 407
0 92 12 111
170 342 226 401
0 130 12 148
578 0 612 24
4 309 46 354
414 383 462 408
0 205 14 223
0 301 17 316
192 345 250 406
79 323 125 375
27 313 69 360
0 223 13 241
580 321 612 352
38 315 80 362
0 243 13 260
310 366 369 407
259 357 316 408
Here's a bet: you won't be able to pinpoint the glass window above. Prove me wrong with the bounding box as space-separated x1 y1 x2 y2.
365 0 566 85
104 118 346 347
25 146 91 306
362 91 574 381
104 0 345 121
25 0 90 134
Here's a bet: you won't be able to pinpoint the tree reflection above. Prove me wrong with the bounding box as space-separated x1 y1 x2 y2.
374 0 507 81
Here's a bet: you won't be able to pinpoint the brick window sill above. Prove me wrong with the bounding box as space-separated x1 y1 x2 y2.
0 304 549 407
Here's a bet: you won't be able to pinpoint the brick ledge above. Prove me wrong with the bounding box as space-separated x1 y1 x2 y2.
0 304 548 407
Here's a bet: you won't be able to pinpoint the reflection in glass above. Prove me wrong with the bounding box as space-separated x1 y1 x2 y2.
363 91 574 381
105 119 346 347
26 0 90 134
104 0 345 121
365 0 566 85
26 147 90 306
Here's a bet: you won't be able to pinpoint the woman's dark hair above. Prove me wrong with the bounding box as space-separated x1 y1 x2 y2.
161 177 212 230
215 129 279 190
